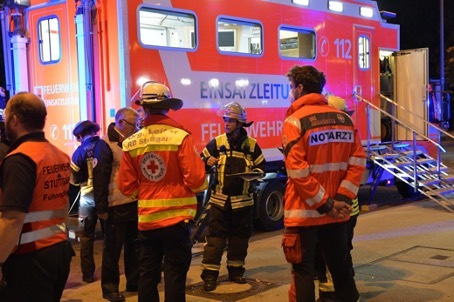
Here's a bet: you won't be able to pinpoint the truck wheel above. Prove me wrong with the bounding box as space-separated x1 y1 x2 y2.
254 181 285 231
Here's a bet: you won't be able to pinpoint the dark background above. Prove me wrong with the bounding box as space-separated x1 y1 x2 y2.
376 0 454 87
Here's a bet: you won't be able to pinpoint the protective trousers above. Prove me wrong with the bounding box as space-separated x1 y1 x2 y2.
138 222 192 302
289 222 359 302
201 204 253 280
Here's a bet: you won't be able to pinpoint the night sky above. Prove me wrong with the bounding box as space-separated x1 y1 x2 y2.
375 0 454 81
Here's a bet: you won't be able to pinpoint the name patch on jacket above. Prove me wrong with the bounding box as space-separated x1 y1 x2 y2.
309 129 354 146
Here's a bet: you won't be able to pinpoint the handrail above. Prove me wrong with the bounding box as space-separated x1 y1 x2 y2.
379 94 454 141
354 93 446 153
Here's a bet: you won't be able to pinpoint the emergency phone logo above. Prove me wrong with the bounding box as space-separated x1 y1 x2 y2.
141 152 166 182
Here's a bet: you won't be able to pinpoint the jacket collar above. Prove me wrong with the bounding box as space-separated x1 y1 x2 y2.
285 93 328 118
142 114 191 133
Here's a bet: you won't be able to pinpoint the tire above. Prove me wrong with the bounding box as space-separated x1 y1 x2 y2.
254 181 285 231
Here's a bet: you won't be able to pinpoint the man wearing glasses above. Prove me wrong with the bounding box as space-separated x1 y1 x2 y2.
93 107 141 302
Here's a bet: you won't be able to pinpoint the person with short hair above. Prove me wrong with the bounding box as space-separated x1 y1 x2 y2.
118 81 207 302
282 65 366 302
94 107 141 302
0 92 74 302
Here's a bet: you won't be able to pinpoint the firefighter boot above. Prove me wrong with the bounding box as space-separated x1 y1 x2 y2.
227 266 247 284
201 270 219 292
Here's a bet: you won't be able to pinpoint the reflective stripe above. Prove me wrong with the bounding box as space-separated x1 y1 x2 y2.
285 209 323 218
351 198 360 216
227 259 245 267
349 156 367 167
24 209 66 223
230 194 251 203
285 116 301 131
231 199 253 209
201 263 221 271
305 186 325 206
310 162 348 174
287 168 310 178
340 179 359 195
254 154 265 166
70 161 80 172
191 178 208 193
19 223 66 244
138 208 196 223
139 197 196 208
129 145 178 158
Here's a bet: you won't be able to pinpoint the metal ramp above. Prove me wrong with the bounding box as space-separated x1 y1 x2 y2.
355 93 454 213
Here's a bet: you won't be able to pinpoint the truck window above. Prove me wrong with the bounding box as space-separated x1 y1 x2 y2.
138 7 196 49
358 35 370 69
279 27 315 59
38 16 61 63
217 17 262 55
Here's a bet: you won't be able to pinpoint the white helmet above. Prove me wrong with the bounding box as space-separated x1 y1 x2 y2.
135 81 183 111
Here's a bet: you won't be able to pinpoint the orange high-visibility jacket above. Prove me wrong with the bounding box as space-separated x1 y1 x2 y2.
282 93 366 227
5 141 70 254
118 114 208 231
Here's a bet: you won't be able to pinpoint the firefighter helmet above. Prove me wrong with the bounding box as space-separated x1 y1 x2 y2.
73 120 100 137
135 81 183 111
217 102 253 127
327 95 354 116
327 95 347 111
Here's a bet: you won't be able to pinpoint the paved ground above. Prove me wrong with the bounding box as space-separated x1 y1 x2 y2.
61 183 454 302
60 137 454 301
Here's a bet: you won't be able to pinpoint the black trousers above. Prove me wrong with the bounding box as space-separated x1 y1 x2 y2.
138 222 192 302
101 218 139 294
201 204 253 278
292 222 359 302
0 241 74 302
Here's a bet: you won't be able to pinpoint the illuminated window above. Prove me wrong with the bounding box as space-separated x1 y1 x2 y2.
217 18 262 55
358 36 370 69
138 7 196 49
38 16 61 63
279 27 316 59
328 1 343 12
292 0 309 6
360 7 374 18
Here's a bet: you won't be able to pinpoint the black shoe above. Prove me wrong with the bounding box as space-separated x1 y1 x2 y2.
103 292 126 302
82 276 95 283
203 279 217 292
229 276 247 284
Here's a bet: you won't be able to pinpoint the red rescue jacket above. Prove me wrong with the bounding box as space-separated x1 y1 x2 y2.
282 93 366 227
118 114 207 231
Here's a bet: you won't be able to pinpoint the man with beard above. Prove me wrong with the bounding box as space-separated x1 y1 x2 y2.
281 65 366 302
0 92 73 302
